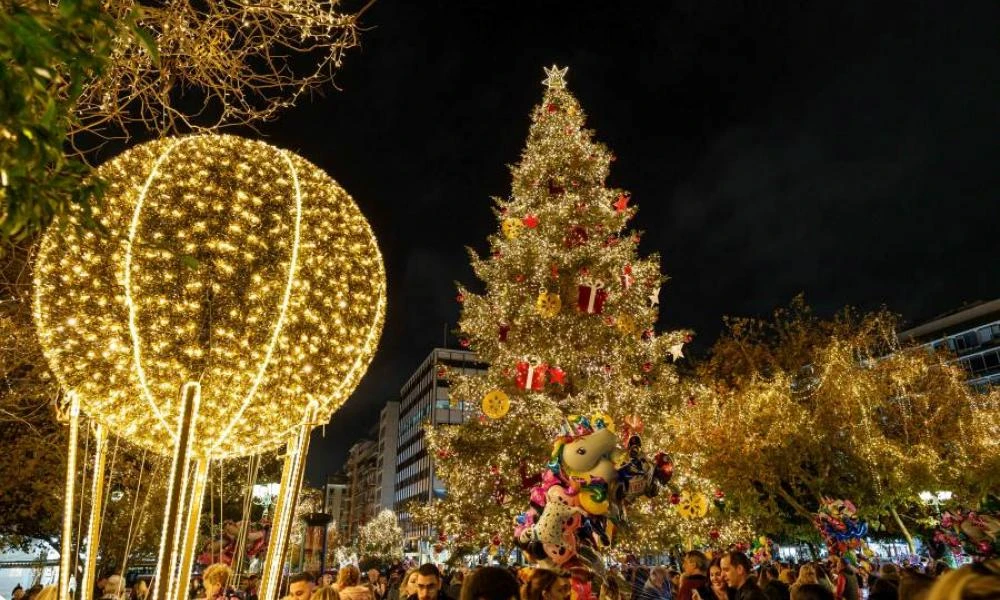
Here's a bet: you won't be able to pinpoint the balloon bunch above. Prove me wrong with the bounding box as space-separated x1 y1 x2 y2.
514 414 673 568
749 536 776 565
813 498 870 564
935 510 1000 560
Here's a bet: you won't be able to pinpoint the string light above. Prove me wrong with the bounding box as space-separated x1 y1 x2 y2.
58 393 80 600
33 134 387 459
358 509 404 562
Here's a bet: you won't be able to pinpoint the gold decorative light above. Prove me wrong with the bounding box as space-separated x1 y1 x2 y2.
34 134 386 459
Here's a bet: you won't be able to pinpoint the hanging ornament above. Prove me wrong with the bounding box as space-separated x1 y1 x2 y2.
677 493 710 519
456 293 465 303
548 178 565 196
502 218 522 239
436 365 448 378
653 452 674 484
498 323 510 342
577 279 608 314
535 290 562 318
514 274 525 283
641 362 653 373
548 366 567 386
620 264 635 290
482 389 511 419
522 214 540 229
613 192 630 213
669 493 681 505
549 263 560 279
564 225 589 249
668 341 685 362
515 359 549 390
459 338 471 348
709 529 720 540
648 286 661 307
546 102 559 113
615 314 637 336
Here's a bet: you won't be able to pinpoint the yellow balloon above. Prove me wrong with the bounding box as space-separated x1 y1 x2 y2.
482 389 511 419
579 492 609 515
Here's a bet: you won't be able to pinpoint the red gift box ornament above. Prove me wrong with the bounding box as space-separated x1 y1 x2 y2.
515 359 549 390
620 264 635 290
577 279 608 314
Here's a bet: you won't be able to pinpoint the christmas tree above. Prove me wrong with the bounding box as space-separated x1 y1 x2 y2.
414 66 694 556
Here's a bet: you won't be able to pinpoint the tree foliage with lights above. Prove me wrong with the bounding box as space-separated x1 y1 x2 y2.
357 509 403 565
414 67 691 552
673 297 1000 549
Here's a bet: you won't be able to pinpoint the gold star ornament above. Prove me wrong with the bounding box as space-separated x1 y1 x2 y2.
542 64 569 89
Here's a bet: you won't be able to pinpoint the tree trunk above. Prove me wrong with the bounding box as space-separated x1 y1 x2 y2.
890 506 916 554
775 486 814 521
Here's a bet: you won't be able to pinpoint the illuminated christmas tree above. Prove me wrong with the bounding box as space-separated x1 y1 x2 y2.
414 66 692 554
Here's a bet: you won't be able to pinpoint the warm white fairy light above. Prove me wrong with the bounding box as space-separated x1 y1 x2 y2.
80 424 108 600
58 393 80 600
33 134 386 459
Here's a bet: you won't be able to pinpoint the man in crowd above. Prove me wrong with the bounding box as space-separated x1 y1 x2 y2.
720 552 766 600
408 564 452 600
368 569 386 600
677 551 712 600
637 566 672 600
830 557 859 600
288 572 316 600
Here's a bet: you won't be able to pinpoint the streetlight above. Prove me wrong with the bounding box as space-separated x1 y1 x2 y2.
253 482 282 518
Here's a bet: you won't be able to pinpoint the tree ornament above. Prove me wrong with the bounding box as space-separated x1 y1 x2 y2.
565 225 589 249
546 103 559 113
459 338 471 348
549 263 560 279
676 493 710 519
613 193 630 213
620 264 635 290
482 389 511 419
535 290 562 318
549 367 567 386
577 280 608 314
668 342 685 362
456 293 465 303
653 452 674 484
648 286 661 307
436 365 448 378
499 323 510 342
709 529 720 540
548 178 565 196
502 217 523 239
669 493 681 505
541 64 569 89
514 274 526 283
615 314 637 336
522 214 540 229
515 360 548 390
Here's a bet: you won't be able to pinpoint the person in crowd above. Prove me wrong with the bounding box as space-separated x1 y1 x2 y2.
630 568 650 600
778 568 795 587
761 565 789 600
668 572 681 597
321 573 336 588
897 571 936 600
100 576 124 600
459 566 519 600
243 574 259 600
720 552 767 600
598 572 628 600
790 564 820 597
677 551 712 600
368 570 387 600
408 564 450 600
637 567 672 600
926 559 1000 600
130 580 149 600
813 566 834 594
445 571 464 600
314 588 341 600
521 569 572 600
790 585 833 600
200 565 232 600
877 565 900 587
829 557 858 600
22 584 43 600
12 585 24 600
708 557 728 600
337 567 373 600
289 572 317 600
31 587 56 600
867 578 897 600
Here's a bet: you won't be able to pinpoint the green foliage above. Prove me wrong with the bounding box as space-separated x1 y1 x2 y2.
0 0 117 239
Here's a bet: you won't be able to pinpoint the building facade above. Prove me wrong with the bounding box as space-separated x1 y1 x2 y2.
323 474 350 541
394 348 486 559
344 437 379 541
898 298 1000 391
377 402 400 511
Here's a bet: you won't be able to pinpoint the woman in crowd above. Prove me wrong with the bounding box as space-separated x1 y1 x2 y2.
337 566 374 600
926 559 1000 600
707 557 727 600
521 569 572 600
200 564 232 600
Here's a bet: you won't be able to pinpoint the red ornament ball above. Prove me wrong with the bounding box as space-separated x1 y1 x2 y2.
547 103 558 113
669 493 681 505
522 214 539 229
456 293 465 303
642 362 653 372
709 529 720 540
459 338 470 348
714 489 726 499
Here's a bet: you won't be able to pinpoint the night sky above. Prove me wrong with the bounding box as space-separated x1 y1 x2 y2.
249 1 1000 483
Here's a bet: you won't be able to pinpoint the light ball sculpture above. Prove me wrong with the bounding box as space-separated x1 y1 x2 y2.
34 134 386 600
34 134 386 459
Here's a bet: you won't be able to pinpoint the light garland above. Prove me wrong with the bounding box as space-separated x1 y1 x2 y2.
33 134 386 459
58 392 80 600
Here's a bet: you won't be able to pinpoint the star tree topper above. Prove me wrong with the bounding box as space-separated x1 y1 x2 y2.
542 64 569 89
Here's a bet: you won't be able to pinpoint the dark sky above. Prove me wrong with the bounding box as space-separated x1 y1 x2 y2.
253 1 1000 483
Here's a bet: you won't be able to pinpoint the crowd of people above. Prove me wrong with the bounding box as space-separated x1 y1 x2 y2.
9 554 999 600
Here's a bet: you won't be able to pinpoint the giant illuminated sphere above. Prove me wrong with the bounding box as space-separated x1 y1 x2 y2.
34 134 386 458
